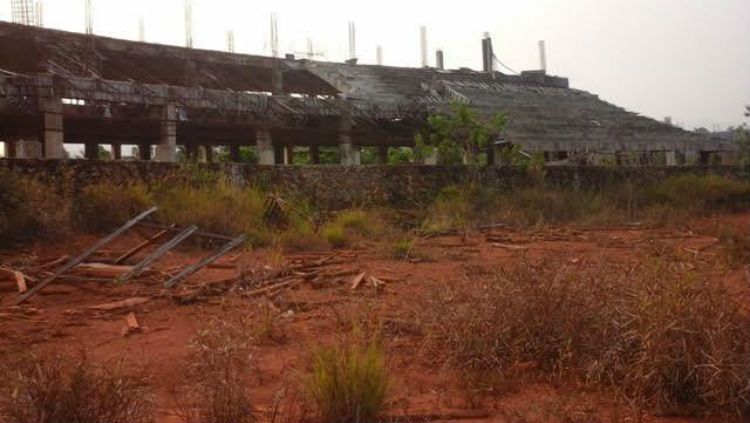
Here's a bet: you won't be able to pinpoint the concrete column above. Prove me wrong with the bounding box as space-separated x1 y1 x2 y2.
377 146 389 165
186 143 198 162
310 145 320 164
138 143 152 161
197 146 207 163
273 143 285 165
284 144 294 165
204 146 213 163
4 141 16 158
229 145 241 162
155 103 177 162
339 119 360 166
84 142 98 160
15 140 43 159
424 148 439 165
665 150 677 166
112 143 122 160
39 98 64 159
255 127 275 165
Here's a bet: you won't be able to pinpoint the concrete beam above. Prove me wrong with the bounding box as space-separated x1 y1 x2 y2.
256 127 275 165
155 103 177 162
39 98 65 159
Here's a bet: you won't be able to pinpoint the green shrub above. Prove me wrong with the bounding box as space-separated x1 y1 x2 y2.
421 186 472 234
323 224 347 248
306 330 389 423
390 238 413 260
643 174 750 214
74 183 151 232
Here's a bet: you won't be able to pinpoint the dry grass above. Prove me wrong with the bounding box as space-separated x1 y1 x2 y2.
74 183 151 232
0 350 155 423
418 258 750 419
0 170 70 245
174 297 258 423
305 326 389 423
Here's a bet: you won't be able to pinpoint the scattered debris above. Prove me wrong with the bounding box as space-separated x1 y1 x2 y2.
71 263 136 278
491 243 528 251
121 312 142 336
0 266 28 293
88 297 150 311
350 272 366 290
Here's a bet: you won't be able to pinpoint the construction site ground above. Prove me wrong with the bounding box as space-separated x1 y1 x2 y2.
1 213 749 423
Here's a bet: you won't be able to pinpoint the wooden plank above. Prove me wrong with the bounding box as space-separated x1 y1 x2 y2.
163 235 245 288
87 297 150 311
15 207 158 305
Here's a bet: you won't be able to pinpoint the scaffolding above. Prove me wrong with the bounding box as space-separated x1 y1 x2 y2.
10 0 35 25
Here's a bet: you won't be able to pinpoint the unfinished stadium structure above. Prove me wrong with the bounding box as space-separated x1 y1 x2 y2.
0 21 739 165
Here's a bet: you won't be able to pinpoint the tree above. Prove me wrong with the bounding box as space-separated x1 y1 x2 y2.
415 102 507 166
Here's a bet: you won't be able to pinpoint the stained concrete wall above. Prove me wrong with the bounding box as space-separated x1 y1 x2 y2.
1 159 749 209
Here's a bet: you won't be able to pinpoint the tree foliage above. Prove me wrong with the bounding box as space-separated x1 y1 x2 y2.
416 102 507 165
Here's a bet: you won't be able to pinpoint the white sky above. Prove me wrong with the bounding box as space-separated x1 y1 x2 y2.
0 0 748 130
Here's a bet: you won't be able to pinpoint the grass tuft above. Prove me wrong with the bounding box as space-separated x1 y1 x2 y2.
306 327 389 423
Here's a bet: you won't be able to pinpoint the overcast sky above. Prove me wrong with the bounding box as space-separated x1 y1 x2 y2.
0 0 748 130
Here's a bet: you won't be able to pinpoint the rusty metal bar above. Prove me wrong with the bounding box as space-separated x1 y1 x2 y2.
137 222 236 241
15 207 158 305
114 224 175 264
164 235 245 288
119 225 197 283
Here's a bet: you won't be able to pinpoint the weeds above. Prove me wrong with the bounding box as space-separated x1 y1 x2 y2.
418 259 750 419
175 297 257 423
305 326 389 423
1 350 155 423
74 183 151 232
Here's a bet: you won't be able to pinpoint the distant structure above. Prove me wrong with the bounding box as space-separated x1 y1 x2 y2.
376 45 383 65
34 1 43 27
0 22 739 165
270 13 279 58
226 30 235 53
420 26 428 67
10 0 34 25
184 0 193 48
348 21 356 62
84 0 92 35
138 15 144 41
538 40 547 72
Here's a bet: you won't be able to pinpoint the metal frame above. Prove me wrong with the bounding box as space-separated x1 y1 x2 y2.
164 235 246 288
118 225 197 283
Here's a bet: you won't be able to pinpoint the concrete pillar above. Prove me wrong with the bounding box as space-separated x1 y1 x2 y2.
273 143 285 165
424 148 439 165
138 143 152 161
84 142 98 160
186 143 198 162
15 140 43 159
377 146 388 165
4 141 15 158
665 150 677 166
229 145 241 162
112 143 121 160
204 146 213 163
310 145 320 164
39 98 64 159
255 127 275 165
196 146 207 163
339 119 360 166
155 103 177 162
284 144 294 165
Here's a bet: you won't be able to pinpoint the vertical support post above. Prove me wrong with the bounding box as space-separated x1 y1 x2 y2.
39 97 64 159
84 142 98 160
436 50 444 70
273 143 285 165
310 145 320 164
255 127 275 165
377 146 388 165
284 144 294 165
139 143 152 161
339 117 360 166
155 103 177 162
204 145 213 163
112 143 121 160
185 143 198 162
229 145 241 162
665 150 677 166
4 140 16 158
424 148 439 165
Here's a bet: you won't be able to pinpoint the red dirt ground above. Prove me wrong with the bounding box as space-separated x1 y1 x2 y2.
1 214 748 423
